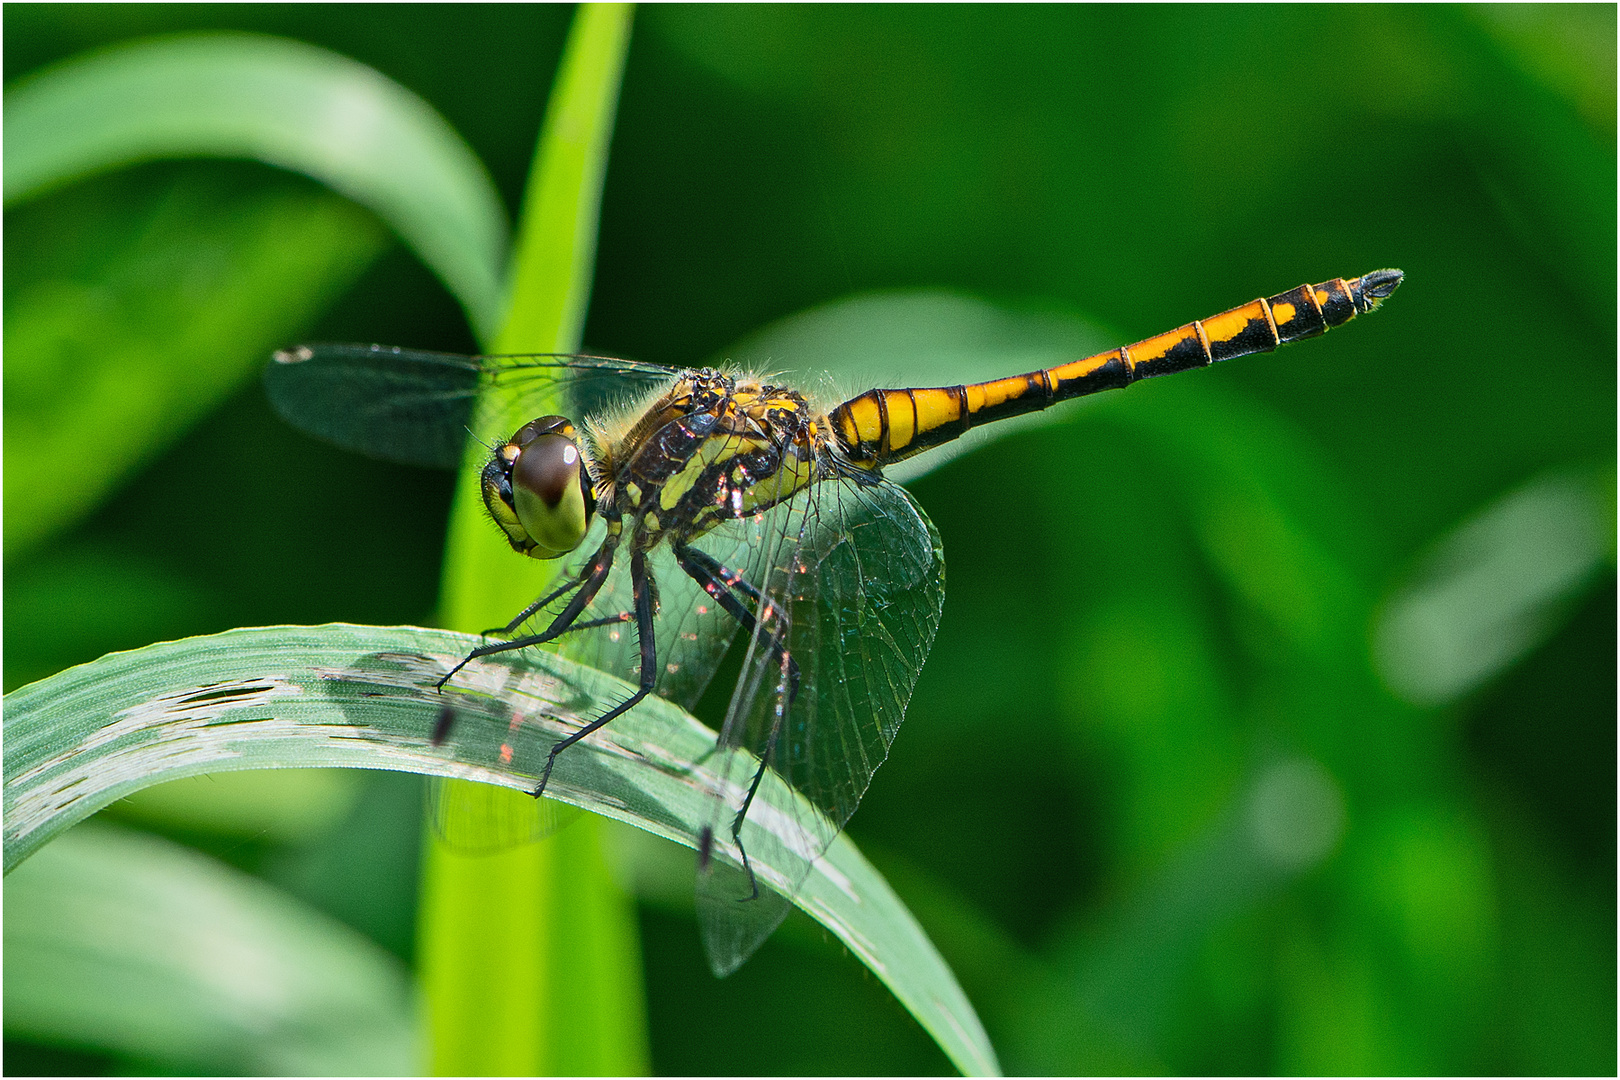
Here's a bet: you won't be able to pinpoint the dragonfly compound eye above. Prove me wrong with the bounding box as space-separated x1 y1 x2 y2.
481 416 595 559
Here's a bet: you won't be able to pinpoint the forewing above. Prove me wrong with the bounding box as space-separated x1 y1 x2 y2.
475 353 680 447
265 345 679 469
695 477 946 976
267 345 687 849
265 344 483 469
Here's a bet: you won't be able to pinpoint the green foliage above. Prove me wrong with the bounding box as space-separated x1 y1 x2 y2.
416 8 646 1075
5 4 1614 1076
5 821 416 1074
4 7 993 1076
5 33 509 335
2 623 994 1075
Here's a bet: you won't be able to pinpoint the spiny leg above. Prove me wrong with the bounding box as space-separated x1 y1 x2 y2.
676 542 796 778
674 544 801 703
430 611 633 750
483 561 596 638
723 647 796 901
435 534 618 690
676 543 797 898
529 547 660 799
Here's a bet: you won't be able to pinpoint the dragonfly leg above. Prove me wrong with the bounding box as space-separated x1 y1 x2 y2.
484 564 593 637
674 545 802 703
530 548 659 798
724 687 793 904
430 612 634 749
694 708 779 903
677 543 797 903
435 533 617 689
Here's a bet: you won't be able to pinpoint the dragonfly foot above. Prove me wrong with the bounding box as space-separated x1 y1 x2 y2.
731 833 762 902
530 753 559 799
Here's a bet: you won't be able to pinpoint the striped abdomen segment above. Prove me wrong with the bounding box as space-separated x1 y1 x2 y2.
831 269 1403 469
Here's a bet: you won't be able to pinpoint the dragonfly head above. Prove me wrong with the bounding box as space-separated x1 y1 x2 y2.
482 416 596 559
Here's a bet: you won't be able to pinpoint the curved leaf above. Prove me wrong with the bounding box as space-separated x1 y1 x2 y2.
5 174 387 559
4 820 416 1074
4 32 508 337
1374 463 1616 706
2 623 1000 1076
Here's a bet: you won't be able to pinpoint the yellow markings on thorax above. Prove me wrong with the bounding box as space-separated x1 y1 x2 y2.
659 432 756 511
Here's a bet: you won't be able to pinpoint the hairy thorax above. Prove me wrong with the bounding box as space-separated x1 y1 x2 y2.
591 369 837 548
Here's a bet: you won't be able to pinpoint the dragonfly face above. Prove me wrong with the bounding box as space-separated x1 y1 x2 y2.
266 268 1401 976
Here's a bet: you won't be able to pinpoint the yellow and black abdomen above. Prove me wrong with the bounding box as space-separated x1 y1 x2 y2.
832 269 1403 470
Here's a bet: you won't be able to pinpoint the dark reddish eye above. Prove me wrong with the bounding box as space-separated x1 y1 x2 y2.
504 425 593 559
513 433 581 509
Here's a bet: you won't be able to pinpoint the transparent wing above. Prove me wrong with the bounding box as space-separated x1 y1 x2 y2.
427 776 581 854
264 344 682 469
694 476 947 976
266 343 686 851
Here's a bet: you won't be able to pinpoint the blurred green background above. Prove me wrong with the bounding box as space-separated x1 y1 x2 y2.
5 4 1614 1075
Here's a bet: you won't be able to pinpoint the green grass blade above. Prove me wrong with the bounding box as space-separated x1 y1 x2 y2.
4 820 416 1074
0 624 681 873
4 32 508 338
0 621 999 1075
5 172 386 559
1374 463 1616 706
492 6 631 360
420 6 642 1074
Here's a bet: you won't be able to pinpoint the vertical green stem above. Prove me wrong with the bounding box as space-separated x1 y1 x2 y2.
417 5 645 1075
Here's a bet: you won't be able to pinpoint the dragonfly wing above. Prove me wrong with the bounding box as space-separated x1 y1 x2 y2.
478 353 680 443
695 476 947 976
427 775 582 854
266 345 682 470
265 344 484 469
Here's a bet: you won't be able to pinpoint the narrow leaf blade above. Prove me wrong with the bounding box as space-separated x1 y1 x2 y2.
5 32 508 336
5 821 416 1074
2 622 999 1074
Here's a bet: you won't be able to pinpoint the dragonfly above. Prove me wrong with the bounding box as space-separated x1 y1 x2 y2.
267 268 1402 974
